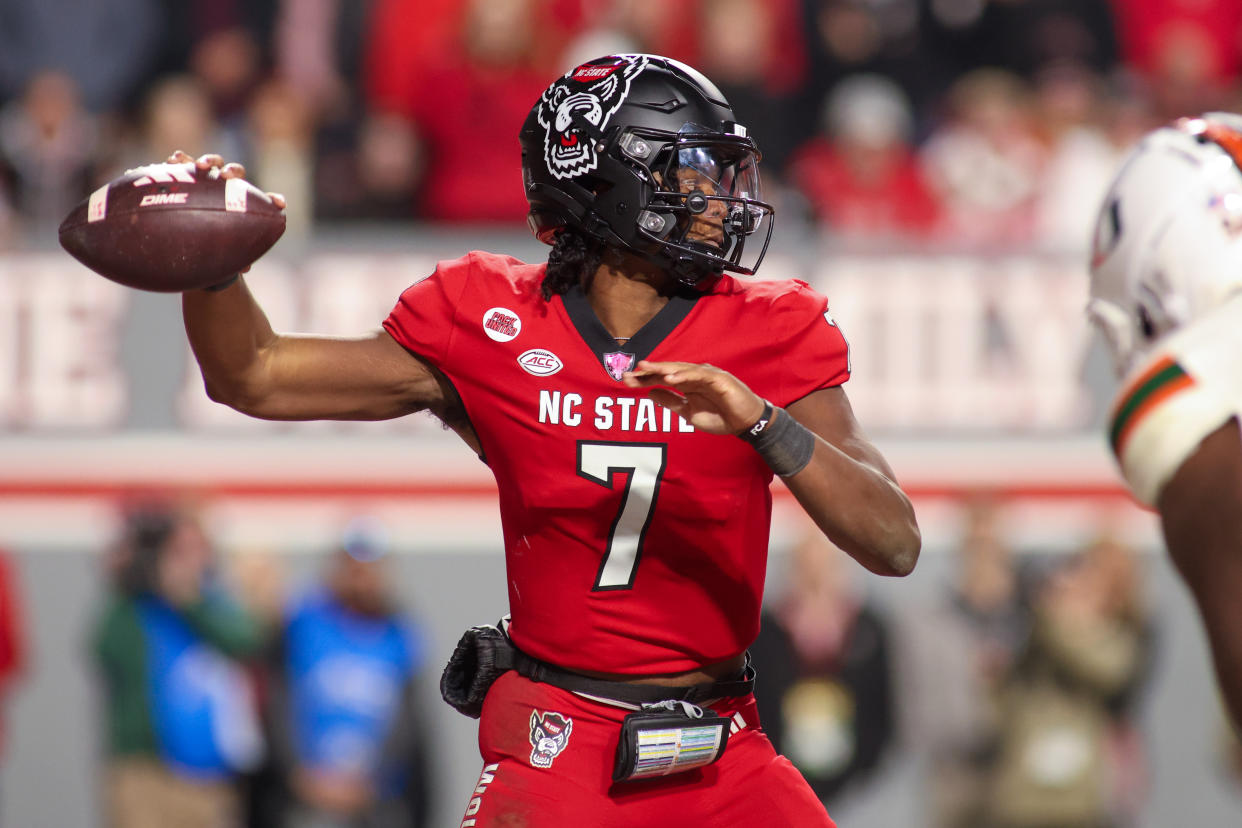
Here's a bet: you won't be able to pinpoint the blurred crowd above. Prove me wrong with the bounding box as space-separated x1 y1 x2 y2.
897 502 1155 828
755 502 1160 828
91 503 432 828
0 493 1219 827
1 0 1241 254
75 495 1172 828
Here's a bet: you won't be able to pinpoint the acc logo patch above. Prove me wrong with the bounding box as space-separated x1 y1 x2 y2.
529 710 573 768
483 307 522 342
535 54 648 181
518 348 562 376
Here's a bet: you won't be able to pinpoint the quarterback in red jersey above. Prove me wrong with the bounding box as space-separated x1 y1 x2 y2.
174 54 919 826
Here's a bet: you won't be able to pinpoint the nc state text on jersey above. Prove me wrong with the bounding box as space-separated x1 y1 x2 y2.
538 390 695 433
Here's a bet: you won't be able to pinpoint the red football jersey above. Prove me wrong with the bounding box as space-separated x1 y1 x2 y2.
383 251 850 674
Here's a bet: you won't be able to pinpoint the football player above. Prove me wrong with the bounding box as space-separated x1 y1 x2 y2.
176 55 920 825
1088 113 1242 729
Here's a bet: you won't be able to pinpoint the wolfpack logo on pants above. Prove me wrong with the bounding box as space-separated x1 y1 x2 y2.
535 55 648 181
529 710 573 768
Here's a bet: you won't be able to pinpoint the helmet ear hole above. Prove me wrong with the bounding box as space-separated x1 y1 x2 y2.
1137 305 1157 339
580 175 612 196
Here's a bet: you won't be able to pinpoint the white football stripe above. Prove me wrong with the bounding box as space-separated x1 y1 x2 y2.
87 184 109 223
225 177 248 212
130 163 196 187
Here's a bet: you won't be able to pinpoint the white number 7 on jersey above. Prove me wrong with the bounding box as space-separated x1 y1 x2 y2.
577 441 668 591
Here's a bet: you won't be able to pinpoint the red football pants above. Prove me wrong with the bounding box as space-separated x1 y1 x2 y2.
457 671 837 827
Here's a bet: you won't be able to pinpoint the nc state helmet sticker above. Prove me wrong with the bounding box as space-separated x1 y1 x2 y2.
536 55 649 181
529 710 573 768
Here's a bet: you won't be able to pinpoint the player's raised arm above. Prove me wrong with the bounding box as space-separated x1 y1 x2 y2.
183 279 442 423
174 152 445 423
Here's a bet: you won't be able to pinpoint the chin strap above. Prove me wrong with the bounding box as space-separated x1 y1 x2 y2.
668 243 724 287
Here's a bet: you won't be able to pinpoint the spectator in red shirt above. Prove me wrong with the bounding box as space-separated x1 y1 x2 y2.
363 0 464 116
1110 0 1242 116
1117 0 1242 85
561 0 699 68
788 74 940 241
364 0 576 223
693 0 809 172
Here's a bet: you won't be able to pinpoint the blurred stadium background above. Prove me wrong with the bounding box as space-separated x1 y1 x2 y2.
2 0 1242 825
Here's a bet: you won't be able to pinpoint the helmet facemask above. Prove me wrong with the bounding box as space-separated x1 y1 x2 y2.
617 123 774 285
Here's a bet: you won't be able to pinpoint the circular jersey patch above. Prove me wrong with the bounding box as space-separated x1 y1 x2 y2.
482 307 522 342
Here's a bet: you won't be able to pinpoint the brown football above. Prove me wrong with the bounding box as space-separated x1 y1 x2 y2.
58 162 286 292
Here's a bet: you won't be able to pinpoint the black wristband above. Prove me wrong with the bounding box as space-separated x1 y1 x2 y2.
203 273 241 292
737 401 775 444
736 401 815 478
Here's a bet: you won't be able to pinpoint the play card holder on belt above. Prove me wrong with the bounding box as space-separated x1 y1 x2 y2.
612 700 731 782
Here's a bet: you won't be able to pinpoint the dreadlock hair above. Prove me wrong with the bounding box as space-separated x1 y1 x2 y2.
542 228 605 299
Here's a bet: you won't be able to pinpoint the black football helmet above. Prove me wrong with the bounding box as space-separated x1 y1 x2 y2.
520 54 774 285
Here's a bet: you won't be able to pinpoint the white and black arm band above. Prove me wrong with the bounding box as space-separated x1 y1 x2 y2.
736 400 816 478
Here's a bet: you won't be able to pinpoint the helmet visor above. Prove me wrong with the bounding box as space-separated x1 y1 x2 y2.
675 143 766 237
675 144 762 205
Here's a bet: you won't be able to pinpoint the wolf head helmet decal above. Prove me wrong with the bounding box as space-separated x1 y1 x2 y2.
535 55 649 181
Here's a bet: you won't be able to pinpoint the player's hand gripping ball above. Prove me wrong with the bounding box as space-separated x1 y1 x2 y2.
58 158 285 292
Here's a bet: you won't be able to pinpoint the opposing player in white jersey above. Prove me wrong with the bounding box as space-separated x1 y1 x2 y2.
1088 113 1242 727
